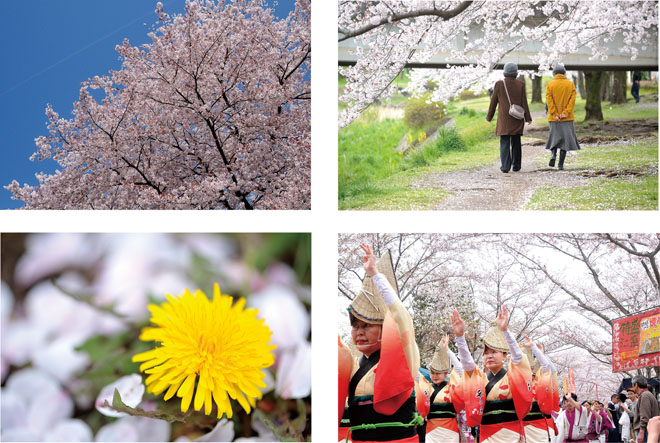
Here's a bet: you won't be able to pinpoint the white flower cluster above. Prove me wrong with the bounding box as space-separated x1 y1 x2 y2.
339 0 657 127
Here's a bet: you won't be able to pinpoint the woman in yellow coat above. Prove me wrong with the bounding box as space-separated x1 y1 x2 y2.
545 63 580 170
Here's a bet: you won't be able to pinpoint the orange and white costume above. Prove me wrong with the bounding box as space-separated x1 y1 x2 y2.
454 328 533 443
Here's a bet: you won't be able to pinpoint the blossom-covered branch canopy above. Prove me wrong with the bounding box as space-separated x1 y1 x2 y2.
8 0 310 209
338 0 657 127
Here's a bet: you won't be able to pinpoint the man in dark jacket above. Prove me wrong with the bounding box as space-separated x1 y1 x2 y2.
486 62 532 173
631 71 642 103
607 394 622 442
632 375 660 442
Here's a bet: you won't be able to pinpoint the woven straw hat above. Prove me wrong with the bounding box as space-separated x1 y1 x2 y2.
348 251 398 324
483 322 508 353
429 347 450 373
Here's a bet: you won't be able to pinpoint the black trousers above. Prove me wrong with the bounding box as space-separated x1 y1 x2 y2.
631 82 640 103
500 135 521 172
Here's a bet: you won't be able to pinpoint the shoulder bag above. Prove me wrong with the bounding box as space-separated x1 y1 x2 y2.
502 79 525 120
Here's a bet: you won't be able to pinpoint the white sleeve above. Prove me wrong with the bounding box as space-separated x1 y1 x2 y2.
448 348 463 375
372 273 398 307
530 343 553 372
503 330 522 364
454 335 475 372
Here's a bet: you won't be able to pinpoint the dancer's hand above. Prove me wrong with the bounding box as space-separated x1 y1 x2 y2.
497 305 508 332
451 309 465 337
441 335 449 350
359 243 378 277
523 335 533 349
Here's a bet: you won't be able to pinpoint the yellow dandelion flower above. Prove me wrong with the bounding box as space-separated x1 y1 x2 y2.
132 284 276 418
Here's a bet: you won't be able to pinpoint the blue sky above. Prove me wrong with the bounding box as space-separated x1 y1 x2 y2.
0 0 298 209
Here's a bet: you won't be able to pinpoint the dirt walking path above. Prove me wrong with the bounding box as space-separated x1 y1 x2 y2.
415 112 593 210
426 143 592 210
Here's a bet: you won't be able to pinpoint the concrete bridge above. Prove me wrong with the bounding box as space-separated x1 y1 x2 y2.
339 22 658 71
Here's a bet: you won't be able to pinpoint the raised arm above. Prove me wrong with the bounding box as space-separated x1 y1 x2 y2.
524 336 556 374
498 306 523 365
362 243 420 378
451 308 475 372
442 335 463 375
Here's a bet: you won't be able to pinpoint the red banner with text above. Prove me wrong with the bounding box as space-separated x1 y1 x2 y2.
612 307 660 372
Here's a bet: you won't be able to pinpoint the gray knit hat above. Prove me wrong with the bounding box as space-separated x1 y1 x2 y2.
503 62 518 76
553 63 566 75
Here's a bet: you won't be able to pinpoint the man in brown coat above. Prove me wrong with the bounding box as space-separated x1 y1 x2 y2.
486 62 532 173
632 375 660 442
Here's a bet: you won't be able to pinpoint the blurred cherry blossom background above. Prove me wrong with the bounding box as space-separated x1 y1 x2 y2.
1 233 311 442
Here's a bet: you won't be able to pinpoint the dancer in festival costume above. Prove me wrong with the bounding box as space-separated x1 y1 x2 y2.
522 337 559 442
555 394 591 442
451 306 533 443
418 336 464 443
338 243 422 442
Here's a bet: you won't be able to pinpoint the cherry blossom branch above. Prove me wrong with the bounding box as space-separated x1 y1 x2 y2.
338 1 473 41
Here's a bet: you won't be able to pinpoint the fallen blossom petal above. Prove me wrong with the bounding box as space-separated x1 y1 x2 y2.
95 374 145 417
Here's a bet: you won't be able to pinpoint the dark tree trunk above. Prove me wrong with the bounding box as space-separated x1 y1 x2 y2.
600 71 611 101
610 71 627 104
532 75 543 103
584 71 604 121
577 71 587 99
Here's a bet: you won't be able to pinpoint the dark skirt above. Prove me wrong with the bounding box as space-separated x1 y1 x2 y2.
545 121 580 151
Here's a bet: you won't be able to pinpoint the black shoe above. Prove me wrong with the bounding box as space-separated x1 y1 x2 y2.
558 165 564 171
549 158 556 167
501 169 509 173
513 167 521 172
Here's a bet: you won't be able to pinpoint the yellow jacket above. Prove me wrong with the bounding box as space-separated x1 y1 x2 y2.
545 74 576 122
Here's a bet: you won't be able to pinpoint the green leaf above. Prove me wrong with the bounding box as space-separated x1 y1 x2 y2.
112 388 125 408
104 389 190 424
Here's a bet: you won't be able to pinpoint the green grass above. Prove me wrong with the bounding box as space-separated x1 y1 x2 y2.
401 128 466 170
338 108 500 209
338 184 449 210
569 139 658 170
338 117 407 200
339 136 501 210
338 73 658 210
526 175 658 210
527 138 658 210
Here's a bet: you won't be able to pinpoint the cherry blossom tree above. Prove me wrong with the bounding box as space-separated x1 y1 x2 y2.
505 233 660 377
7 0 310 209
339 233 660 395
338 1 657 127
